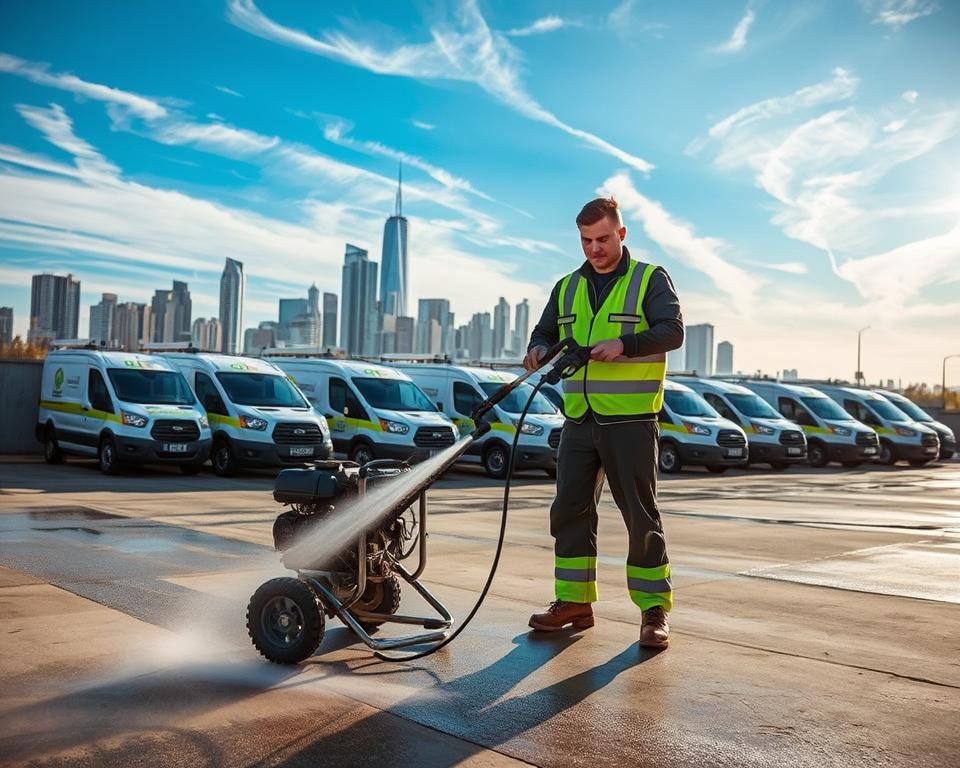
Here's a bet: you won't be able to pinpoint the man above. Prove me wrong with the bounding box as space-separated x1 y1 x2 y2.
525 197 683 649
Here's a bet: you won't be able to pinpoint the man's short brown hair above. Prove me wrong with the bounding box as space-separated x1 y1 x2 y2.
576 197 622 227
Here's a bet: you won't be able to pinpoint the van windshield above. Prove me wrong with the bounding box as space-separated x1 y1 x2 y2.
479 382 557 415
727 393 780 419
883 394 931 422
866 397 911 422
665 389 719 418
107 369 195 405
801 396 850 421
215 373 308 408
353 378 436 412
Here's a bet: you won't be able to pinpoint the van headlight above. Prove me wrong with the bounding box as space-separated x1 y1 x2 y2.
121 411 148 428
829 425 851 436
514 420 543 436
751 423 775 435
379 418 409 434
683 422 711 436
198 414 209 429
239 414 268 431
895 426 916 437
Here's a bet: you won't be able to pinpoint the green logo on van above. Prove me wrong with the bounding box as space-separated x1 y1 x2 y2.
53 368 64 396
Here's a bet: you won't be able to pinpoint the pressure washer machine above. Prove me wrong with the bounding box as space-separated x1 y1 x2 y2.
246 339 592 664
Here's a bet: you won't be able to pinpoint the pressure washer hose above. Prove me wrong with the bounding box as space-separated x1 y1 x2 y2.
374 377 547 662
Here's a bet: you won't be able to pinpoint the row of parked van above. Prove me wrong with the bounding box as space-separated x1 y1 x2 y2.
35 348 955 477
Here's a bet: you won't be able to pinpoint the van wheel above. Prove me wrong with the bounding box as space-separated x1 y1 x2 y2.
349 442 375 466
878 441 897 466
658 442 681 473
483 443 508 479
212 438 238 477
807 441 828 468
98 436 120 475
43 427 64 464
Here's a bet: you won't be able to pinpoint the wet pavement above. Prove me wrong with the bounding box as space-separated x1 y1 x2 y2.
1 458 959 767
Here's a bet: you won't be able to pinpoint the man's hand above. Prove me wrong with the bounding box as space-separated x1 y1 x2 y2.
590 339 624 362
524 345 548 372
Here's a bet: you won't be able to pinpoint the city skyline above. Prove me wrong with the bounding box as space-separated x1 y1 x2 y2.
1 2 957 383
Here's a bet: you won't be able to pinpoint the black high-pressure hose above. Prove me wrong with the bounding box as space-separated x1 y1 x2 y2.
374 341 592 662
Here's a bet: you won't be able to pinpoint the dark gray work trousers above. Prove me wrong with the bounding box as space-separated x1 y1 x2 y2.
550 418 673 611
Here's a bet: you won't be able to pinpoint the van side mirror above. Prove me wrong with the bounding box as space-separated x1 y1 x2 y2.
342 406 349 416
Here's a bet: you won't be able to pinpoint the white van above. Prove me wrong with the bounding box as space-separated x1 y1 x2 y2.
875 389 956 460
810 384 940 467
740 381 879 468
268 358 457 465
163 353 332 476
37 349 211 474
393 363 564 478
657 379 749 473
680 378 807 469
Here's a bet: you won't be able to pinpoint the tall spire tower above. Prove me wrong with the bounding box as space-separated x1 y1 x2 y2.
380 164 408 318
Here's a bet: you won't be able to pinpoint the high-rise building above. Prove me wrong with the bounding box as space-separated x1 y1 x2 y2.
667 341 685 372
395 316 415 354
493 297 511 358
416 299 451 355
308 283 320 316
191 317 221 351
513 299 529 355
278 297 308 342
243 322 277 354
685 323 714 376
340 244 378 356
149 281 191 343
716 341 734 375
113 302 151 352
219 258 244 354
29 273 80 342
89 293 118 346
380 167 408 317
782 368 799 381
322 292 338 349
467 312 492 360
0 307 13 344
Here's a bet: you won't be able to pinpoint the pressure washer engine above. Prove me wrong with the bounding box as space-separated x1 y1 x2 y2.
246 338 592 664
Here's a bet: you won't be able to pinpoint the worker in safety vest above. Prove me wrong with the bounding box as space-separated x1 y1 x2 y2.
524 197 683 648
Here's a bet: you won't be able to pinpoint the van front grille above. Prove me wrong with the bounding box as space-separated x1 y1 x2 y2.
856 431 879 447
150 420 200 442
922 433 939 448
717 429 746 447
779 430 804 446
273 422 325 445
548 428 562 449
413 426 456 448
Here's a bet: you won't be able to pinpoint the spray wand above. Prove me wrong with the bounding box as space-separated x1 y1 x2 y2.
375 338 592 662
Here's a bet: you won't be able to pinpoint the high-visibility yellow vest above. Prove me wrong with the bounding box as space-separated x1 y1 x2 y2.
557 259 666 418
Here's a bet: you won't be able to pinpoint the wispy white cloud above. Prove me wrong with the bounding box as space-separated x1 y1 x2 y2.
607 0 636 28
225 0 655 173
902 89 919 103
412 120 435 131
15 103 120 179
153 120 280 155
747 260 809 275
214 84 244 97
504 16 573 37
862 0 939 29
711 7 756 53
600 172 763 307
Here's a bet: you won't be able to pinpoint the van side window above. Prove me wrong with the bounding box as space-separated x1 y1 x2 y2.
846 399 880 426
195 372 227 415
779 397 815 427
453 382 482 417
330 377 367 421
704 393 738 423
88 370 114 413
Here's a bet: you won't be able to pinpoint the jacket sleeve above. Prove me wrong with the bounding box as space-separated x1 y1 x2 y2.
527 279 563 352
618 268 684 357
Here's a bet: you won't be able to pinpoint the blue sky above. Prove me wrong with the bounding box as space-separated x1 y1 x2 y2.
1 0 958 384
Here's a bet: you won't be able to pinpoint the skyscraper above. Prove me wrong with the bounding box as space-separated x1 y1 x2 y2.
493 297 511 358
716 341 734 375
380 167 408 317
113 302 151 352
150 281 191 343
514 299 529 355
322 292 338 348
340 244 378 356
219 257 244 354
191 317 221 351
307 283 319 316
395 316 415 354
89 293 118 346
467 312 492 360
0 307 13 344
29 273 80 342
685 323 715 376
278 297 308 342
667 342 685 372
416 299 451 355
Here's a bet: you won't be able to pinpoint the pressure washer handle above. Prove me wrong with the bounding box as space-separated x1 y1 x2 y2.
543 343 593 385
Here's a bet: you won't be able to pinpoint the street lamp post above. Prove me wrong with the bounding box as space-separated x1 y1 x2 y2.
856 326 871 386
943 354 960 410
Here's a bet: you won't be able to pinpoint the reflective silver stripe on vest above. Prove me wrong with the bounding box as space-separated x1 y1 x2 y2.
627 577 672 593
620 264 649 334
563 379 663 395
555 567 598 582
562 274 582 315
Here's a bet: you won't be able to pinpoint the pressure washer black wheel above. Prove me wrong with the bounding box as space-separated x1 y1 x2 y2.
247 578 324 664
354 575 402 633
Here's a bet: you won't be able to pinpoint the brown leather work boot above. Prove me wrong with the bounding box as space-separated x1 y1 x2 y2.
529 600 594 632
639 606 670 648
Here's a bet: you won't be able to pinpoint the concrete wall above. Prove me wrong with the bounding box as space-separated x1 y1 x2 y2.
929 408 960 446
0 360 43 454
